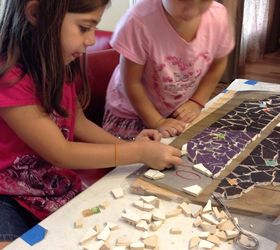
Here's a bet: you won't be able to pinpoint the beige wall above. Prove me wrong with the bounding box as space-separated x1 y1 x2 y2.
98 0 131 31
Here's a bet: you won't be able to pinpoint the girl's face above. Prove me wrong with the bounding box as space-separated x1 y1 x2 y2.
162 0 212 22
61 6 105 65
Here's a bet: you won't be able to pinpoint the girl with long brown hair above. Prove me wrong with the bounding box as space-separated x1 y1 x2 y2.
0 1 182 247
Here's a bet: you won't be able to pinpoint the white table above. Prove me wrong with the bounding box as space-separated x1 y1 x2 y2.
5 79 280 250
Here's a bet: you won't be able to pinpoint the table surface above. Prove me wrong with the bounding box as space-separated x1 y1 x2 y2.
5 79 280 250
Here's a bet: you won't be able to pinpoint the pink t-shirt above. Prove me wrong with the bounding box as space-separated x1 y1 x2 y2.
0 66 82 219
106 0 235 118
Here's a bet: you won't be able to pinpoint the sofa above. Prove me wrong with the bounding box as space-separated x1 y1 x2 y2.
84 30 120 127
87 30 112 53
76 30 119 187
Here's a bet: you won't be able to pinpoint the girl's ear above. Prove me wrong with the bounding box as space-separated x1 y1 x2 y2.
25 0 39 25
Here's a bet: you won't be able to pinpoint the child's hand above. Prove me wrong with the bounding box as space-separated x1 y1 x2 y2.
156 118 186 138
172 100 202 123
139 141 183 170
136 129 162 142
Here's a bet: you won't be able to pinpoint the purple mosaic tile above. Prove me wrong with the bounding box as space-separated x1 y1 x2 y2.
187 127 256 176
215 123 280 199
211 95 280 133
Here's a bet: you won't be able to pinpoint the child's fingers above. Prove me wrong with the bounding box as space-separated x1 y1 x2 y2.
169 124 186 136
165 127 178 137
159 129 172 138
180 111 199 123
165 154 183 168
158 120 185 137
170 156 184 166
173 109 188 120
173 147 183 157
172 122 186 133
147 129 162 141
136 129 162 141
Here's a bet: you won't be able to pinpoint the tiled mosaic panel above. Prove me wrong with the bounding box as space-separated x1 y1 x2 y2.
214 126 280 199
187 94 280 177
211 95 280 133
187 128 256 176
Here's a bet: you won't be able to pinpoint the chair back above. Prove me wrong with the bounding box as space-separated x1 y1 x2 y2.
85 49 120 126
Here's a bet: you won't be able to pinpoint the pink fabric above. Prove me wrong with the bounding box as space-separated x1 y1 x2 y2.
105 0 235 119
0 66 82 219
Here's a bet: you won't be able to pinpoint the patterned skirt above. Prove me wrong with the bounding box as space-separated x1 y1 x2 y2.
102 109 146 140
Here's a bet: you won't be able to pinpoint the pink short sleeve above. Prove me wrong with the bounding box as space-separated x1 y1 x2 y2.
0 67 39 107
110 14 150 65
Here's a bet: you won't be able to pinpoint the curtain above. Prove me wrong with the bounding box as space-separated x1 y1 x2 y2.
216 0 244 82
239 0 276 67
129 0 137 6
265 0 280 53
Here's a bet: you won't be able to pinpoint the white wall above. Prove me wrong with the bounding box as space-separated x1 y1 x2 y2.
98 0 131 31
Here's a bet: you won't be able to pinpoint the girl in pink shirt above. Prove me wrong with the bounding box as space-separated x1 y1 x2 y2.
0 0 183 247
103 0 235 140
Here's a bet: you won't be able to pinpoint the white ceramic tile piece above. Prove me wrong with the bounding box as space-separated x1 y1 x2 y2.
183 184 203 197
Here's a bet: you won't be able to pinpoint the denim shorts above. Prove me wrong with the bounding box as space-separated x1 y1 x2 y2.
0 196 39 242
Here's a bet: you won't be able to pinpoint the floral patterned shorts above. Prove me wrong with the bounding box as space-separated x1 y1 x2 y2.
102 109 146 140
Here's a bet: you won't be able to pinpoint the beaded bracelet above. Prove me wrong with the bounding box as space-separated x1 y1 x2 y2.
189 98 205 109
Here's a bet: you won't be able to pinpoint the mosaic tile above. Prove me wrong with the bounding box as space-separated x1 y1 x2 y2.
211 95 280 133
183 94 280 199
215 124 280 199
186 128 256 177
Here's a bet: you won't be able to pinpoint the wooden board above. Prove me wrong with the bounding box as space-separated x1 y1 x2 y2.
130 91 280 217
131 178 280 217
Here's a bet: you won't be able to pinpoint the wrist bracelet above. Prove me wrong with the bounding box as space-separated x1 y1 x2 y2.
189 98 205 109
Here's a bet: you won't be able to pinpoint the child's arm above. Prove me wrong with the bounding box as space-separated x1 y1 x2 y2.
0 105 183 170
121 56 186 137
172 56 228 122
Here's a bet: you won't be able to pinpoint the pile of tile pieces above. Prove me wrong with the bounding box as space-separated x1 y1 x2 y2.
73 191 251 250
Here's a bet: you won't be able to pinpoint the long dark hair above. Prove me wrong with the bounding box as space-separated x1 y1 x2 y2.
0 0 110 116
